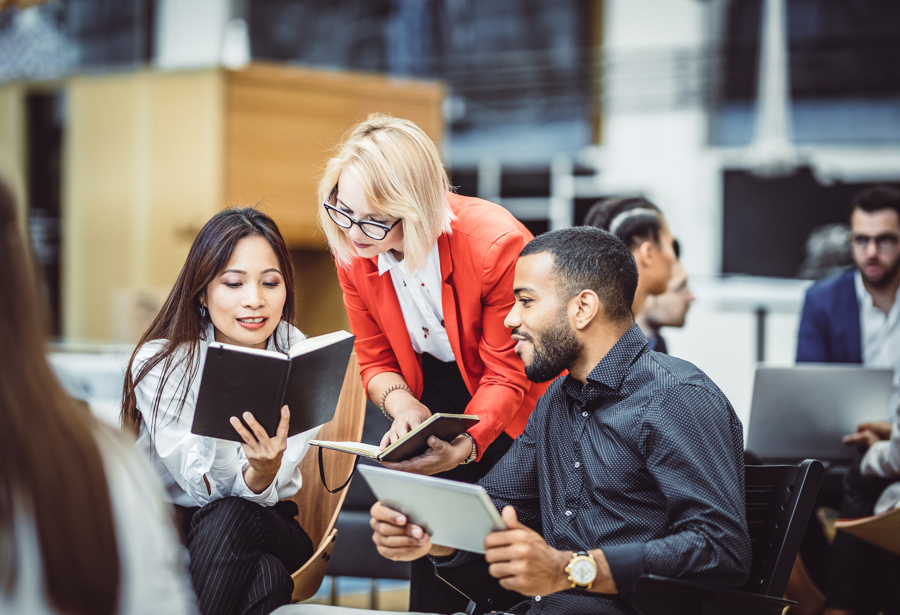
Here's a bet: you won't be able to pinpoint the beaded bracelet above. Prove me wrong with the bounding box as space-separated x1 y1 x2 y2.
379 383 413 420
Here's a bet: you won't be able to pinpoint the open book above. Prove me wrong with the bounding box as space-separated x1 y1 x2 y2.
835 506 900 556
311 413 480 463
191 330 355 442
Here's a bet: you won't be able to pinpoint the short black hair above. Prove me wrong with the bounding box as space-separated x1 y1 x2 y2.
851 185 900 220
583 197 664 249
520 226 638 323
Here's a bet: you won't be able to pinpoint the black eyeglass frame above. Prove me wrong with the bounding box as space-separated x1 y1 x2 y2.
850 232 900 252
323 185 402 241
323 203 402 241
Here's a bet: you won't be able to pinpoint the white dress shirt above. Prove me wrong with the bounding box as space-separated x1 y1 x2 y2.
133 321 320 508
378 243 456 362
2 426 196 615
856 270 900 418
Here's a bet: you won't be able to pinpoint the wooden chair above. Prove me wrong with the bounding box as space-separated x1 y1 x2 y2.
287 353 367 603
631 459 825 615
834 505 900 556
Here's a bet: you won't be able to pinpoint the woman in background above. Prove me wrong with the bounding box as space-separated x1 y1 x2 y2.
122 207 319 615
318 114 547 613
584 196 678 315
0 178 194 615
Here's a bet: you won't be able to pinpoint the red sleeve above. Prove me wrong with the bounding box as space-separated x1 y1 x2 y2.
464 229 533 459
336 263 402 395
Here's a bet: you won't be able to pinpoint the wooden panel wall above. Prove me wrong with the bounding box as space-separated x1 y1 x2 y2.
223 62 446 248
59 64 444 341
63 70 223 341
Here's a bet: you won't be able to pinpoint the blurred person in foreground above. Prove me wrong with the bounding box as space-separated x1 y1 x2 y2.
0 177 195 615
583 197 677 316
636 258 695 355
340 227 750 615
796 185 900 615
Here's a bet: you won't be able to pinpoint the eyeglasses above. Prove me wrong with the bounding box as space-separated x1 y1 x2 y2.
323 203 401 241
851 233 900 252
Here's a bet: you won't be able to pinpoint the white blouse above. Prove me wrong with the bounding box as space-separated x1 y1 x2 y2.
378 242 456 362
2 426 196 615
132 322 321 508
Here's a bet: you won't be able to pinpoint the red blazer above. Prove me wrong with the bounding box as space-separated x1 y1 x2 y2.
336 193 549 459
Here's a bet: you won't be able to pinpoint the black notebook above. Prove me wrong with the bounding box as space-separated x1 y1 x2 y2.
311 414 480 462
191 330 355 442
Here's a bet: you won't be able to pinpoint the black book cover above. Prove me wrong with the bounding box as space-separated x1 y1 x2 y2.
191 332 355 442
379 414 480 462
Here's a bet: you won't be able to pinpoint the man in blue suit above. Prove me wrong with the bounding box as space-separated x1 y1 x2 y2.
797 185 900 421
797 185 900 615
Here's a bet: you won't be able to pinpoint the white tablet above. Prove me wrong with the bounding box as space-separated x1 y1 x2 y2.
357 465 507 554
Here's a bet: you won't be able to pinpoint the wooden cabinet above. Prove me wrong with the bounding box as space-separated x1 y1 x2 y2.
61 63 444 341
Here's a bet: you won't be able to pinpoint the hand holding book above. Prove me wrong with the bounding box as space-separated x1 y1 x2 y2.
381 433 475 476
380 403 432 451
191 330 354 442
311 414 480 466
230 405 290 494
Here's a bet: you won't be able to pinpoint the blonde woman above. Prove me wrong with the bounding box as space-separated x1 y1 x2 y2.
318 115 548 613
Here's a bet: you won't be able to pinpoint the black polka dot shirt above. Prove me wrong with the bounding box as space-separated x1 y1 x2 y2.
438 324 751 615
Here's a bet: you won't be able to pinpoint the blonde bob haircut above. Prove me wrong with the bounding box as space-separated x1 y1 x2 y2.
318 114 454 272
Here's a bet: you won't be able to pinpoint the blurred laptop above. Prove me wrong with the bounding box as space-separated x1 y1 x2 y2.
745 364 894 463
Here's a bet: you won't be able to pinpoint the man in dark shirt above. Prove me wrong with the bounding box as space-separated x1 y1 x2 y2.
370 227 751 615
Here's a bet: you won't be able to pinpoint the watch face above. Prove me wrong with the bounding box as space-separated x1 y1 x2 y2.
571 558 597 584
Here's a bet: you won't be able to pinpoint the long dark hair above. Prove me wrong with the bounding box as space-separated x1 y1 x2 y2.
0 179 121 614
122 207 295 436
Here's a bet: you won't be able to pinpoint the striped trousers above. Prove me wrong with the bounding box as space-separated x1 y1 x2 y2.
182 497 313 615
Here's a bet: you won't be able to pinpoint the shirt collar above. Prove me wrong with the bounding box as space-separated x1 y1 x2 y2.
377 242 442 277
378 250 404 276
563 324 649 400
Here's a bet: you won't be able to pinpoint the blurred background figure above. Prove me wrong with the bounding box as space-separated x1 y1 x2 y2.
636 259 696 355
0 175 196 615
583 196 677 315
797 223 854 281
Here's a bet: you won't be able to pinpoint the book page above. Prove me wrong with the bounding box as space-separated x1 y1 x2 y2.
288 330 354 358
208 341 288 360
311 440 381 458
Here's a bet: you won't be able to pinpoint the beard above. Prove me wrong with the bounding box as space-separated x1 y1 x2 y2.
519 314 584 384
861 254 900 289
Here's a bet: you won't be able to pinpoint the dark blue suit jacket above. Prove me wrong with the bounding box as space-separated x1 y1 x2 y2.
796 267 862 364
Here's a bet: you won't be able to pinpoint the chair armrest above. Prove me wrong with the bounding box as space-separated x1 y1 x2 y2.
631 574 794 615
290 528 338 603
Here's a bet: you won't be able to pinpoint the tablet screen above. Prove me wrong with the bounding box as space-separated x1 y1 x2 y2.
358 465 506 554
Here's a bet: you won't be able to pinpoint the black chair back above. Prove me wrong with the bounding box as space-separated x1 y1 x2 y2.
739 459 824 598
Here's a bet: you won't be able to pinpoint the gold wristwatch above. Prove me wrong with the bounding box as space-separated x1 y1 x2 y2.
565 551 597 590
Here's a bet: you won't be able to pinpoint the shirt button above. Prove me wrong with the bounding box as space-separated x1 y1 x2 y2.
535 596 542 602
574 461 581 468
565 510 573 517
582 411 588 418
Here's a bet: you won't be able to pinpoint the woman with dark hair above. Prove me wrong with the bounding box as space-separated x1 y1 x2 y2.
122 207 319 615
583 197 677 315
0 178 194 615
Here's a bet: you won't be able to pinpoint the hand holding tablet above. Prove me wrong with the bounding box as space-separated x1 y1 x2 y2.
358 465 506 555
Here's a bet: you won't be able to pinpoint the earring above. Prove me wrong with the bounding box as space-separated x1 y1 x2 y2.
199 304 207 318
